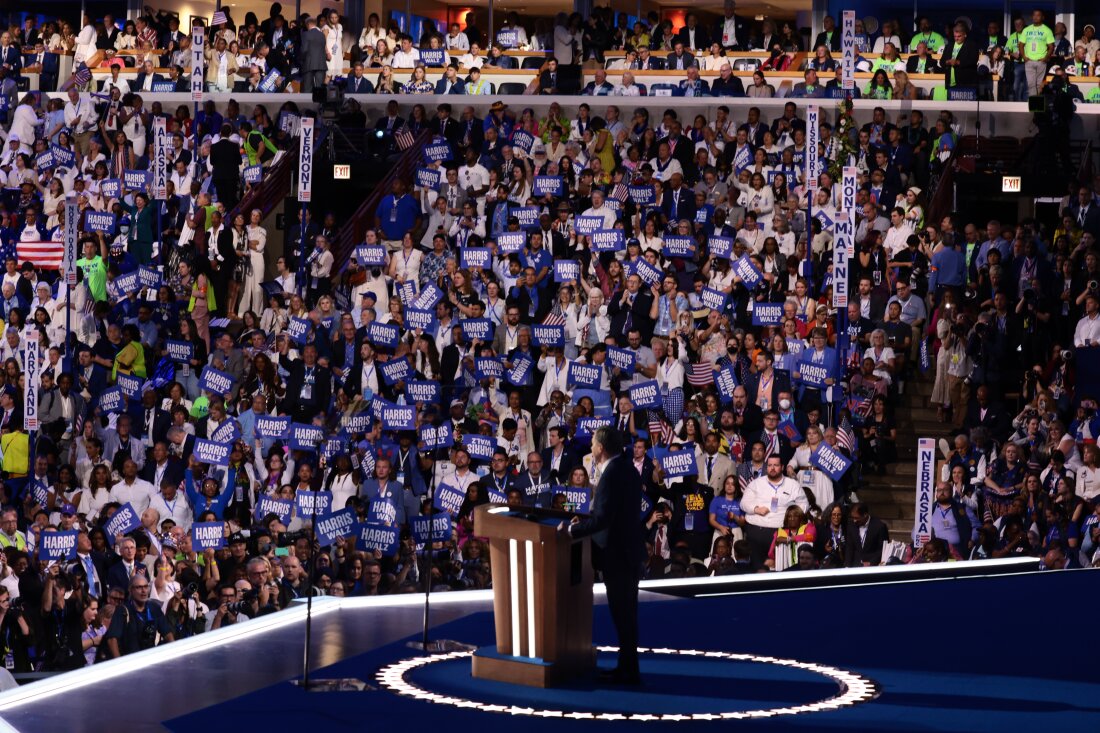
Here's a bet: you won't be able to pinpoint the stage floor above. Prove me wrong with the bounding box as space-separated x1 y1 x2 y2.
0 567 1097 732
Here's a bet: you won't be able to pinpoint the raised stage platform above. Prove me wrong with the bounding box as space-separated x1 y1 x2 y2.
0 559 1097 733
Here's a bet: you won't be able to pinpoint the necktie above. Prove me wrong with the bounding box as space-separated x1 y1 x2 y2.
707 456 714 482
83 556 98 597
1080 207 1088 226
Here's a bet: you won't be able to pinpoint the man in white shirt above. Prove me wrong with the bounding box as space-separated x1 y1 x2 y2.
740 454 808 568
392 35 422 68
882 207 913 257
109 459 158 514
614 71 642 96
1074 293 1100 347
446 24 470 51
581 188 618 229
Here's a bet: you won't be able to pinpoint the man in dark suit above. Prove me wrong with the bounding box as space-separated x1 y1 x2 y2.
1070 185 1100 239
298 16 327 93
608 275 655 346
140 442 184 489
564 427 645 684
660 122 695 177
346 62 374 93
510 268 552 325
844 502 890 567
665 41 695 71
132 60 164 93
748 410 795 465
430 103 462 146
660 173 696 225
374 99 405 136
136 387 172 448
513 452 553 506
538 57 561 94
964 384 1011 442
434 64 466 95
457 106 484 152
541 426 579 484
209 124 242 213
675 13 710 52
941 21 980 89
281 344 332 423
812 15 841 52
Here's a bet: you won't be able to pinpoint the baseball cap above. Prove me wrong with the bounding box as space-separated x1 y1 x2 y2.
60 503 77 515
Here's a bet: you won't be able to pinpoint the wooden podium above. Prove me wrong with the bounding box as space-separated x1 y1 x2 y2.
471 504 595 688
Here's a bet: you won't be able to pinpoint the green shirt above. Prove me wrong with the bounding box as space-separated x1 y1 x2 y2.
909 31 945 53
76 255 107 302
1019 25 1053 61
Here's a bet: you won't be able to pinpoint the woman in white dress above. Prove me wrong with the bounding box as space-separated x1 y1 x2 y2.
324 10 345 81
240 209 267 315
785 425 835 509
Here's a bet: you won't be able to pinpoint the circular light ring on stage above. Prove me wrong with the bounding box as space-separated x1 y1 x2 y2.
375 646 880 721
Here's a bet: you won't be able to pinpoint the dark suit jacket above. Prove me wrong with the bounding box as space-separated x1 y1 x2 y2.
941 37 980 88
1071 203 1100 240
510 285 552 326
570 455 646 571
105 560 148 593
299 27 328 73
607 289 655 344
812 30 841 52
538 69 561 92
346 75 374 93
541 446 580 485
434 78 466 95
906 55 941 74
660 184 696 224
439 343 467 387
661 133 695 173
430 116 463 146
140 457 184 489
675 26 711 51
747 429 794 465
665 51 696 70
135 406 172 445
844 517 890 567
965 401 1011 442
281 361 332 415
210 139 241 182
133 72 165 91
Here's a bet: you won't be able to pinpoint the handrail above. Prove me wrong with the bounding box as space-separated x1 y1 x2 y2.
332 129 432 271
928 146 959 225
228 122 327 224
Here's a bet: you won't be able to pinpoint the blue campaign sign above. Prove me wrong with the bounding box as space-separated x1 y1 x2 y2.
506 354 534 385
405 380 441 405
533 176 564 197
411 514 453 545
811 444 852 481
116 372 142 398
424 141 453 162
243 165 263 184
35 149 55 169
355 244 387 267
379 402 416 431
294 490 333 517
460 317 494 342
420 422 454 450
709 236 735 260
433 483 466 515
356 521 400 555
513 206 540 229
716 363 738 402
752 302 784 326
630 259 663 286
798 361 831 388
258 68 281 92
190 522 226 551
640 493 653 520
379 356 412 386
124 169 151 190
606 346 636 375
108 271 140 300
286 316 311 344
84 210 117 233
322 434 349 461
662 236 696 258
947 87 978 101
404 307 437 333
629 185 656 204
104 503 142 541
345 411 373 434
459 247 491 269
474 357 503 380
532 324 565 347
254 495 293 523
732 255 763 287
52 146 76 168
98 386 123 413
699 287 729 312
315 508 356 546
152 80 177 93
255 415 290 439
368 321 400 349
554 259 581 282
496 231 526 254
554 486 592 513
289 423 327 450
413 282 445 311
568 361 602 388
630 380 661 409
655 444 699 477
100 179 122 199
29 480 48 507
590 229 625 253
511 130 535 153
574 215 604 236
465 434 496 461
210 418 241 444
397 280 417 306
367 495 396 525
695 205 713 225
38 530 79 561
576 417 611 437
138 265 161 289
416 167 442 190
193 438 231 466
199 365 235 395
420 48 447 66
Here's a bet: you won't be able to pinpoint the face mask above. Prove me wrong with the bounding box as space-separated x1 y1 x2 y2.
779 399 791 410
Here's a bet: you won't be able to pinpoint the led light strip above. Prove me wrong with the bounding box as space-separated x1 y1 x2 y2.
375 646 880 721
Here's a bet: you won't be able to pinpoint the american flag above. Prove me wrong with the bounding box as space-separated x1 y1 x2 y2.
542 310 566 327
686 361 714 387
394 125 416 151
17 241 63 269
837 414 857 456
211 11 228 26
71 64 92 87
610 182 629 203
647 414 673 445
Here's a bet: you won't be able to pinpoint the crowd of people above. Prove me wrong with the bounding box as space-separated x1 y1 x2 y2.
3 6 1099 102
0 6 1093 674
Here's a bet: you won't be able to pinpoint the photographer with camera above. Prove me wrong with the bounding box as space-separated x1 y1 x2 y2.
40 567 86 671
207 583 251 631
104 574 174 658
0 584 31 673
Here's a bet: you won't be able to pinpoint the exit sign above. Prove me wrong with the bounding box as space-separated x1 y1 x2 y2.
333 164 351 180
1002 175 1021 193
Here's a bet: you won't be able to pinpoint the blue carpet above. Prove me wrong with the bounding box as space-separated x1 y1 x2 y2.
165 570 1100 732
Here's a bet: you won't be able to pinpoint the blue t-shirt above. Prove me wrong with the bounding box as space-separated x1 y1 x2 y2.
709 496 744 528
377 194 419 240
521 247 553 285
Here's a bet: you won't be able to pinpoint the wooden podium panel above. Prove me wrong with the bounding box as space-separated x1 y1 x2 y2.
471 505 595 688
